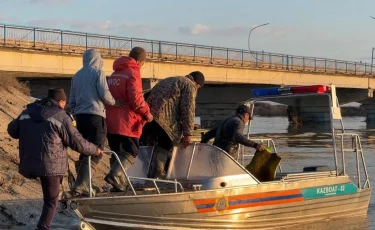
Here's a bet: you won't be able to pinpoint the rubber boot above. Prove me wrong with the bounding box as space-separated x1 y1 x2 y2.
74 159 102 193
72 157 95 197
150 147 170 179
104 154 135 192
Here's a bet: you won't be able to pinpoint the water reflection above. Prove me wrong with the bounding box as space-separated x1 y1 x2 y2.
287 123 331 134
249 116 374 229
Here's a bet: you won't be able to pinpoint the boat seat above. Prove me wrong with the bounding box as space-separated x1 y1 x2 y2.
275 170 336 181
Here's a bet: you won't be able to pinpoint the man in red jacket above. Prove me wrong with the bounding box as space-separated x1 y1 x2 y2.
105 47 153 192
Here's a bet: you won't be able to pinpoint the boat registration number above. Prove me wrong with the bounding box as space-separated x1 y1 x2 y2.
302 183 358 199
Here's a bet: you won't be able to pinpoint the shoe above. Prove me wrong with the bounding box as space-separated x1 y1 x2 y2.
150 147 169 179
72 187 96 197
104 174 127 192
105 154 134 192
72 157 96 197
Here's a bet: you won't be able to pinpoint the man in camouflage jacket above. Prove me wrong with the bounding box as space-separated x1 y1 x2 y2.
142 71 205 178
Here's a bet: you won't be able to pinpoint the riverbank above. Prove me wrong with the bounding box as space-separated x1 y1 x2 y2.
0 77 90 229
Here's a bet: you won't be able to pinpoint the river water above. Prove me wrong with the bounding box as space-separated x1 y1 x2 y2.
248 116 374 230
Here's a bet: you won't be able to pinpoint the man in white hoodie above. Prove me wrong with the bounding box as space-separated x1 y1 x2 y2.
69 49 123 196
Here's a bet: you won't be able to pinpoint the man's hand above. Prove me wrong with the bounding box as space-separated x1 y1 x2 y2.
114 100 126 108
95 148 103 156
145 113 153 122
182 136 192 148
92 148 103 165
256 144 265 152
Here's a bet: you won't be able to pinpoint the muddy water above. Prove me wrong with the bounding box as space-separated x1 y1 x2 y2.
248 116 375 230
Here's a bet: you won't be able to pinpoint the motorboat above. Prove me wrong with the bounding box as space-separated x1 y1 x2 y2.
60 84 371 229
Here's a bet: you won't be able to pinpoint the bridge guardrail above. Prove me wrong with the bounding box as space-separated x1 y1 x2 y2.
0 23 374 76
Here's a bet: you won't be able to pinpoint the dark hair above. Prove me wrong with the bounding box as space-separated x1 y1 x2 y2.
129 47 147 62
236 104 251 115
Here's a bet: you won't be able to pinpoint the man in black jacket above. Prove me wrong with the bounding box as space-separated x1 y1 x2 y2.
7 88 102 230
201 105 265 159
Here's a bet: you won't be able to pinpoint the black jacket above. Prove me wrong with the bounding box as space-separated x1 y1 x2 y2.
7 98 98 177
201 114 258 158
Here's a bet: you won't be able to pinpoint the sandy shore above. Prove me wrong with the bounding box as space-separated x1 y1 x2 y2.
0 78 115 229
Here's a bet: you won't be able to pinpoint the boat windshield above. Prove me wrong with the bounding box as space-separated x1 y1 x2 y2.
166 143 257 181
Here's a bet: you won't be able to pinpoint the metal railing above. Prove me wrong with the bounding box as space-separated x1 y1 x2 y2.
0 23 374 76
335 133 370 189
88 151 184 197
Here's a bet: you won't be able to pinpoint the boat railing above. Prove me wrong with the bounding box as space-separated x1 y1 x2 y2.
335 133 371 189
237 138 283 172
87 151 185 198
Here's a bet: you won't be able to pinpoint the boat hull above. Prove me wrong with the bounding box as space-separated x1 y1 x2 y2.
70 176 371 229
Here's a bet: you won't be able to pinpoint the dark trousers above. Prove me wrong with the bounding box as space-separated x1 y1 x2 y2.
75 114 107 164
140 121 173 176
37 176 63 230
140 121 173 151
107 134 140 158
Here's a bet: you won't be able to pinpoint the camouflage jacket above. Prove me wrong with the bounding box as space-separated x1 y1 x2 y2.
147 75 198 144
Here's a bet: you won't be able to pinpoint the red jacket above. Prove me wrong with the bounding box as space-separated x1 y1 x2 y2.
106 57 151 138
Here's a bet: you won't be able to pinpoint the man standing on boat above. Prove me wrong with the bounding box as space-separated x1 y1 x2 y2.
7 88 102 230
69 49 124 196
201 104 265 159
105 47 153 192
142 71 205 179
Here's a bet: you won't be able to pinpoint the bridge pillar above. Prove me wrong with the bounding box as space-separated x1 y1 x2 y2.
355 90 375 123
298 106 331 123
365 108 375 122
195 84 275 128
277 88 373 124
294 98 331 123
360 99 375 123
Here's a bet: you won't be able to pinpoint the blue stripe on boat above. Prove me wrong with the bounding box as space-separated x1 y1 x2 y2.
195 203 215 209
229 194 303 206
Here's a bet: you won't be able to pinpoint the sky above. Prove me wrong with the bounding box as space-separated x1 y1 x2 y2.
1 0 375 62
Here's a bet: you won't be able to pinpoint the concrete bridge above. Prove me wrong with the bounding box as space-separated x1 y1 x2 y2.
1 23 375 127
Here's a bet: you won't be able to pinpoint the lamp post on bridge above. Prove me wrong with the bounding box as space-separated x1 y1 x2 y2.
248 23 270 62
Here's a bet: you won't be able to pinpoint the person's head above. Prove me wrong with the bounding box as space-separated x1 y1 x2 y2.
83 49 103 70
129 47 147 68
47 88 67 109
188 71 205 89
236 104 252 124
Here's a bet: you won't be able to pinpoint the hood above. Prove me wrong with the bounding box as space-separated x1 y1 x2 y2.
113 56 139 71
26 98 64 122
83 49 103 69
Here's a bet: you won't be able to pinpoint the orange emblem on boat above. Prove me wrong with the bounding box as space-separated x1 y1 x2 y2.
214 196 228 212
